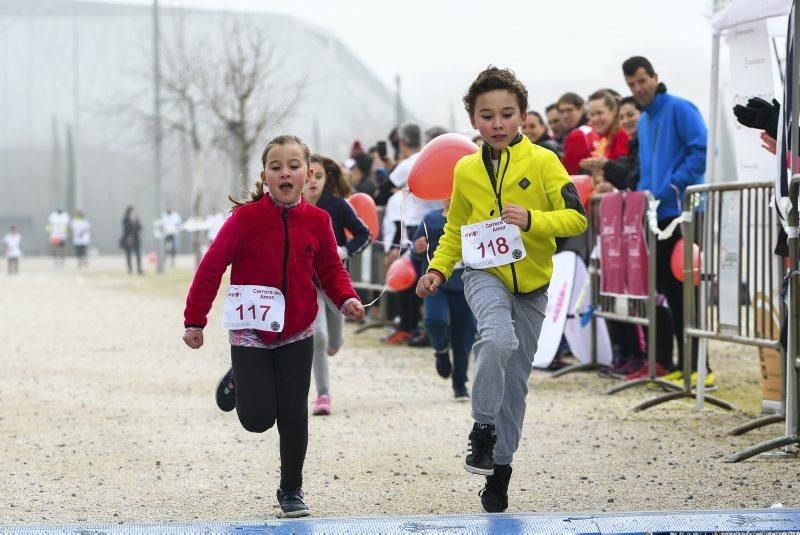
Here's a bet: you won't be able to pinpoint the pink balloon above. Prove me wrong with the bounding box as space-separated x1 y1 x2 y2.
386 256 417 291
408 133 479 200
346 193 379 243
146 252 158 265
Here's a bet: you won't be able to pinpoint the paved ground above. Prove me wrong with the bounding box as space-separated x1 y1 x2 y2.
0 256 796 525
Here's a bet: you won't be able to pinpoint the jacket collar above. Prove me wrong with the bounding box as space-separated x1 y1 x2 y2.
316 190 335 209
480 132 525 160
644 84 669 115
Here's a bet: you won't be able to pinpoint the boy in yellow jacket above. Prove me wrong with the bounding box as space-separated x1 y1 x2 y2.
417 67 587 512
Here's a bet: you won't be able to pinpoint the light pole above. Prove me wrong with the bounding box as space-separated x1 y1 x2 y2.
153 0 164 273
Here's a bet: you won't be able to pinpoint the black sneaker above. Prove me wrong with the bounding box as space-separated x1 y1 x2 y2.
464 423 496 475
215 367 236 412
480 464 512 513
453 385 469 402
435 350 452 379
276 487 310 518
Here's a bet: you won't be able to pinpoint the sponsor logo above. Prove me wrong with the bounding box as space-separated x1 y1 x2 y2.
270 321 281 331
512 249 522 260
519 177 531 190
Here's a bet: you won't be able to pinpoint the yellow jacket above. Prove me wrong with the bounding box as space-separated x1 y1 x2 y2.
428 134 587 294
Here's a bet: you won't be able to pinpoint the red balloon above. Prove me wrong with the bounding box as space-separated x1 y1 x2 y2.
49 236 62 246
146 251 158 265
346 193 379 243
407 133 479 200
570 174 594 209
386 256 417 291
670 238 701 286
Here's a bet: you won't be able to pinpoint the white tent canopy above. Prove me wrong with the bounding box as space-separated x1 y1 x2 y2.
712 0 791 35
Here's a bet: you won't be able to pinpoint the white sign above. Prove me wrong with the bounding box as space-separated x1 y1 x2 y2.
719 191 742 333
563 255 613 366
223 285 285 332
728 20 777 181
460 218 526 269
533 252 575 369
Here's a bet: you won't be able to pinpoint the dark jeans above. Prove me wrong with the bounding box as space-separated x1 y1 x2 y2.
7 257 18 275
423 288 477 390
124 245 142 274
231 337 314 490
655 218 701 372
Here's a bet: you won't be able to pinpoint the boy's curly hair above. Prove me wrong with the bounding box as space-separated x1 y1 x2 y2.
463 66 528 117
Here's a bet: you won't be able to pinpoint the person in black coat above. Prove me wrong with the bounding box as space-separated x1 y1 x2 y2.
120 206 143 274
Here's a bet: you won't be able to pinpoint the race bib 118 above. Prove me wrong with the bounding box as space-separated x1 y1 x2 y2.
460 217 527 269
223 285 285 332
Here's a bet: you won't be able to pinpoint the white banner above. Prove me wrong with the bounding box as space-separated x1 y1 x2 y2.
728 20 777 181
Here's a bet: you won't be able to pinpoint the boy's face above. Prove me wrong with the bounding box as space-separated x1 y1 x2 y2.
470 89 525 153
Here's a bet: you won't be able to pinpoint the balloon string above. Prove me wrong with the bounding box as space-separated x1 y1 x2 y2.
362 189 430 309
362 250 412 308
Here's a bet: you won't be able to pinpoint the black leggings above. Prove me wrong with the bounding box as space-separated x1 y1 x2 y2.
655 218 702 372
231 337 314 490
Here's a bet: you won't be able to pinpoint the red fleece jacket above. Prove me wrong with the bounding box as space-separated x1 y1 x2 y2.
183 195 359 345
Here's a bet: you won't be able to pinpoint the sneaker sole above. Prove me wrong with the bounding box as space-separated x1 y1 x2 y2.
312 408 331 416
215 374 235 413
463 462 494 476
280 509 310 518
454 397 470 403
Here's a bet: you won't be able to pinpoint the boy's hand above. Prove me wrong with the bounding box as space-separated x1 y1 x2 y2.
413 236 428 254
343 301 365 322
183 329 203 349
416 272 443 298
501 204 530 229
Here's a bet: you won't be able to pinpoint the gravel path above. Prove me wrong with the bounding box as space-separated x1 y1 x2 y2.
0 256 795 525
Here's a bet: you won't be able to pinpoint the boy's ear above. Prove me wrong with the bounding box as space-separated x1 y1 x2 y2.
469 115 478 130
519 110 527 127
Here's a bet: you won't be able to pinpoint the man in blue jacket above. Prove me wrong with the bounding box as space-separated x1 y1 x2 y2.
622 55 712 388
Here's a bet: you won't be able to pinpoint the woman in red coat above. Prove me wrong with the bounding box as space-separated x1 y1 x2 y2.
182 135 364 518
581 90 630 192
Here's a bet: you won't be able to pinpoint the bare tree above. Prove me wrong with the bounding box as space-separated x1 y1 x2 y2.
158 15 209 266
202 18 305 192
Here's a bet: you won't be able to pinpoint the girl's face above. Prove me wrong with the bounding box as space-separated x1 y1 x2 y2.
619 103 641 135
260 143 312 205
470 89 525 155
588 99 615 136
305 162 327 204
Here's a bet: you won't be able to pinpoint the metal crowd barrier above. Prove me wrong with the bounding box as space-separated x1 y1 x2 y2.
725 177 800 462
642 182 780 418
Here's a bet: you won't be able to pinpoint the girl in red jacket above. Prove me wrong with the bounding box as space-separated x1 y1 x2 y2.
182 134 365 518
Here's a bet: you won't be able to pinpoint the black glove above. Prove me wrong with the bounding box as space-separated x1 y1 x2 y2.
733 97 779 139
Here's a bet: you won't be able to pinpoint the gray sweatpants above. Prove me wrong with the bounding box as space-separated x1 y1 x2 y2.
312 288 344 396
462 268 547 465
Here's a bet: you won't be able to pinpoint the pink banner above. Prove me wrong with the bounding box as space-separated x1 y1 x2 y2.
622 191 648 298
600 193 625 295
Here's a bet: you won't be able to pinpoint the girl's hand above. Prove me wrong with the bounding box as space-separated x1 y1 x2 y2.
343 301 365 322
183 329 204 349
500 204 529 229
416 272 443 298
413 236 428 254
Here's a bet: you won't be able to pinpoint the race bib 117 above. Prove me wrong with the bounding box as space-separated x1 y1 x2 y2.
223 285 285 332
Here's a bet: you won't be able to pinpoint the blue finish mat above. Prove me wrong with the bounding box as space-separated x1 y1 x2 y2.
3 509 800 534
